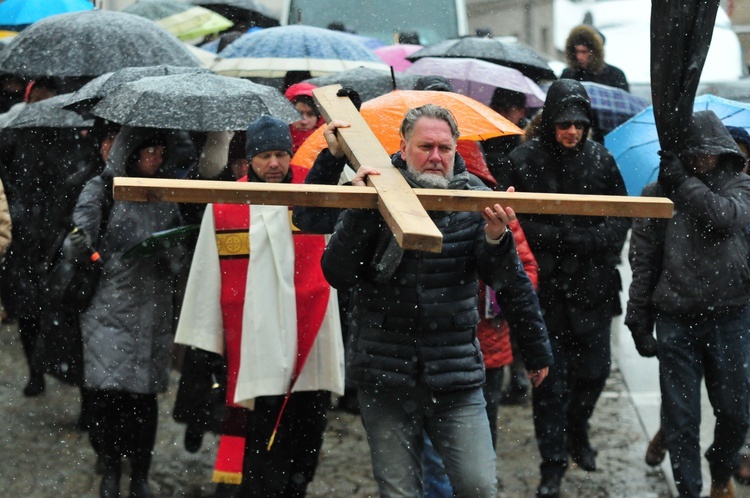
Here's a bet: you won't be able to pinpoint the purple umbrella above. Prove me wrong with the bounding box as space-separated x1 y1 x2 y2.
405 57 546 108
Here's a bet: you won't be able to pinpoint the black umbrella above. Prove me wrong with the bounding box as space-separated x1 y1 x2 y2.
0 10 201 78
90 72 299 132
650 0 720 151
187 0 279 28
0 93 93 129
407 37 556 83
305 67 423 102
65 65 211 117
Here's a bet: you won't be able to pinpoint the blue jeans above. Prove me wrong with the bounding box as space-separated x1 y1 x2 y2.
423 432 452 498
422 368 504 498
358 384 497 498
657 308 750 498
531 324 611 476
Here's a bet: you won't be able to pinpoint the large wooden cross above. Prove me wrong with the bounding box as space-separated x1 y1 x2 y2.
113 85 673 253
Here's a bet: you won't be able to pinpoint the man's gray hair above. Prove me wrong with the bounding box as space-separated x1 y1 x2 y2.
400 104 460 142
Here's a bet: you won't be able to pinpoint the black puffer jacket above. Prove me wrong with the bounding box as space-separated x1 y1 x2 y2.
322 153 526 391
496 79 630 335
626 111 750 331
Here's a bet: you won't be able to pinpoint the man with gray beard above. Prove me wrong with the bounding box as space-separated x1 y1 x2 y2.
318 104 552 497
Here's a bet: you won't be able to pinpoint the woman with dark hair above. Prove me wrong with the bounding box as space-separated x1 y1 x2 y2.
65 126 185 498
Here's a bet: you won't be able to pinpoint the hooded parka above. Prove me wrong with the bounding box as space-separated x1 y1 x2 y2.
69 126 183 393
626 111 750 331
496 79 630 335
561 25 629 92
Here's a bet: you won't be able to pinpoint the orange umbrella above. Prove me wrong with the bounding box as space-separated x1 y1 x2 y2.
292 89 523 173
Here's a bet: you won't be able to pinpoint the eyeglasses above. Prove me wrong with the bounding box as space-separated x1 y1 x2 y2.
555 122 586 131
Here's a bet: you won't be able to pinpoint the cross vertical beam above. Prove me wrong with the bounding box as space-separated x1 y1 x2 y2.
312 84 444 252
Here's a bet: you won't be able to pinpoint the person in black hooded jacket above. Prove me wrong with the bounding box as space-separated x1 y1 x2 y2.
495 78 629 498
626 111 750 498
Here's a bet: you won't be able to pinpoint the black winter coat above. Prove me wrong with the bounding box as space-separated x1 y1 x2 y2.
321 153 538 391
496 79 630 335
626 112 750 334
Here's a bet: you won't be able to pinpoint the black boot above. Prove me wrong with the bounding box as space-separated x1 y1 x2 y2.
99 458 121 498
129 456 154 498
567 428 598 472
128 474 153 498
184 424 204 453
23 370 45 397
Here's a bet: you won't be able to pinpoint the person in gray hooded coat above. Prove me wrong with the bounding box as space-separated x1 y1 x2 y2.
626 111 750 498
65 126 184 498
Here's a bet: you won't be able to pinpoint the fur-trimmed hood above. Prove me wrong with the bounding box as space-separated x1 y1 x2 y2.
565 25 605 75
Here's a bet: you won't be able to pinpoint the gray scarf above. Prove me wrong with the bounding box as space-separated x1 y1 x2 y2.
369 170 470 282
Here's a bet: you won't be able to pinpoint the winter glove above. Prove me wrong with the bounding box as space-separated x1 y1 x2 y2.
67 228 92 262
657 150 689 189
337 87 362 111
560 227 596 254
630 330 658 358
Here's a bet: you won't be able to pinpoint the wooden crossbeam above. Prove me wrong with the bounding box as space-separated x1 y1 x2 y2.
113 178 674 219
312 84 444 252
112 83 675 250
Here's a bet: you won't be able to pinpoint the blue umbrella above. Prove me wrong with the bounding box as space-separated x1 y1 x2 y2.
217 24 381 61
605 94 750 196
0 0 94 29
212 24 388 77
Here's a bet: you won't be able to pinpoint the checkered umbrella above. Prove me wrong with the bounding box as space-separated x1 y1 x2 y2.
581 81 649 134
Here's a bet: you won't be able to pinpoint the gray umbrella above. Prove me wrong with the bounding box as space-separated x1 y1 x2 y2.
0 94 94 129
65 65 211 117
305 67 423 102
407 37 556 83
90 72 300 131
0 10 201 78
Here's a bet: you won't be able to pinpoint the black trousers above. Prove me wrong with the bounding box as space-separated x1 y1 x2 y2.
239 390 329 498
89 389 158 472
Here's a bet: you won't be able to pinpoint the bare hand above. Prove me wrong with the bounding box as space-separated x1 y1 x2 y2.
323 120 351 158
351 166 380 187
528 367 549 388
481 187 516 241
481 204 515 240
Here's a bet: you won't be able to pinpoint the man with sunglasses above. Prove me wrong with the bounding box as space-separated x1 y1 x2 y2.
494 79 630 498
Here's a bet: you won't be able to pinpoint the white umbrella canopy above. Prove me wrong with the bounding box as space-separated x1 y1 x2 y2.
211 24 388 77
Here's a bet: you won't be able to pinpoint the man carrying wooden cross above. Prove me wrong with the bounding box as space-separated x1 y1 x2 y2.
319 103 553 497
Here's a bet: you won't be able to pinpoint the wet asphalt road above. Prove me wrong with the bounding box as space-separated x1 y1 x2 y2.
0 318 679 498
